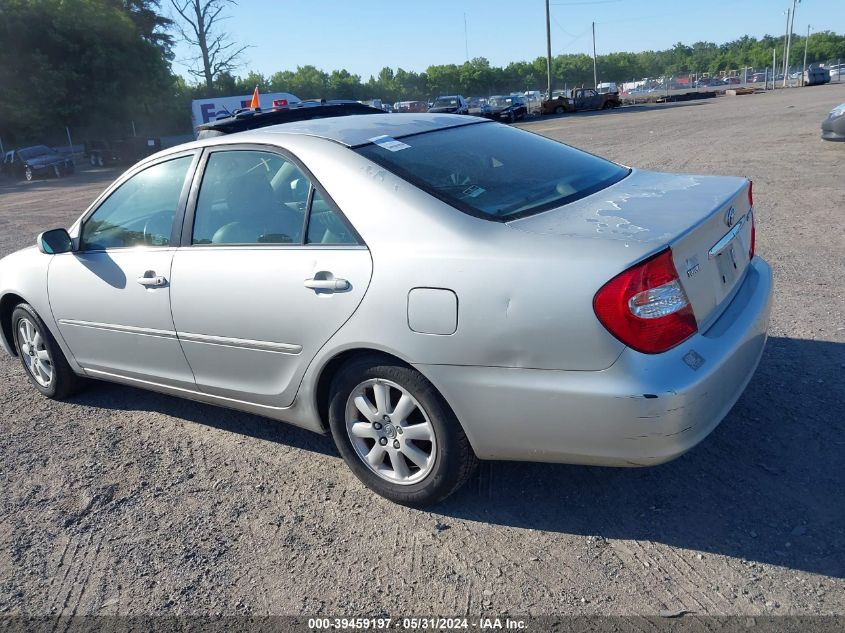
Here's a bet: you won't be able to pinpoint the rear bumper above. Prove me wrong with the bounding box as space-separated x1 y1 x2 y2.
417 257 773 466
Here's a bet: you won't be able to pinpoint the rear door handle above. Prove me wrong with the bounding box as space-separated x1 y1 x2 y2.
137 271 168 287
304 277 349 291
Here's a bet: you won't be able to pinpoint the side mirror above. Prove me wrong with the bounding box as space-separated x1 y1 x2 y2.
37 228 74 254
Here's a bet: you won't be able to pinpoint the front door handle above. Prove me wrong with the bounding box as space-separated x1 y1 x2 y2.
304 277 349 291
137 271 168 287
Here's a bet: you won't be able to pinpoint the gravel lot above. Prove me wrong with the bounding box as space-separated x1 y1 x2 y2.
1 84 843 619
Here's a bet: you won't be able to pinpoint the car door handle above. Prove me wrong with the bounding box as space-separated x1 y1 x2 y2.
304 277 349 291
137 271 168 287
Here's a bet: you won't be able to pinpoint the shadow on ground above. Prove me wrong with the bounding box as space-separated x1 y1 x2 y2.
68 336 844 578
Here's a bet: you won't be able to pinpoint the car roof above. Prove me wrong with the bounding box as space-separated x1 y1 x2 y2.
195 101 384 138
236 113 488 148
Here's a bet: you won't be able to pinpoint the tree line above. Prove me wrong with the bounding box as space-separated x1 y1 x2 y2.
1 0 844 144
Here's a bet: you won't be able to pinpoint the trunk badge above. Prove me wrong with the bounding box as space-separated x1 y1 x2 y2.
725 206 735 227
685 256 700 278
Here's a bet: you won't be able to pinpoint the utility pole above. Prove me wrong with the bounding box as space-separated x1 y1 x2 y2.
592 21 598 88
802 24 810 86
784 0 799 88
545 0 552 98
772 48 777 90
464 13 469 62
781 7 791 86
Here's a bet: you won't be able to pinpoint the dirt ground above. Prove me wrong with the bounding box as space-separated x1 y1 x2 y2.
0 84 843 619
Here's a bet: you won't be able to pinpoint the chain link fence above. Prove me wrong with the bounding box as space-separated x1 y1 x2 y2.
619 58 842 104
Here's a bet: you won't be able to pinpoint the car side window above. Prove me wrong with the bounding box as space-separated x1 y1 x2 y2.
306 190 358 245
192 150 310 245
80 156 193 251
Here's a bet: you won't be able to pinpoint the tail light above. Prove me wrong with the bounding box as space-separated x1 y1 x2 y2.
747 180 755 260
593 249 697 354
748 210 756 260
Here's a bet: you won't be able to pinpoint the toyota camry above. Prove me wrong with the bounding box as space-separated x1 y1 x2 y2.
0 112 773 505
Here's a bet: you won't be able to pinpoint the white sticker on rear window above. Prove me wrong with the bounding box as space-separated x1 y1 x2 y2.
369 135 411 152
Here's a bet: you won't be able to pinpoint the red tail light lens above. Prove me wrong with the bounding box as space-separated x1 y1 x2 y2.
747 179 753 208
593 249 698 354
748 210 756 260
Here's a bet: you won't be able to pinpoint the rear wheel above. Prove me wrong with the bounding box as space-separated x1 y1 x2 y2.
12 303 85 399
554 106 565 114
24 167 33 181
328 356 477 506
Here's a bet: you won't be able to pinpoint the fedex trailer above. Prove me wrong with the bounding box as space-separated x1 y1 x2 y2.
191 92 300 131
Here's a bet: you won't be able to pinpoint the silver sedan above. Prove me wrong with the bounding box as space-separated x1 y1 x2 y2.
0 114 772 505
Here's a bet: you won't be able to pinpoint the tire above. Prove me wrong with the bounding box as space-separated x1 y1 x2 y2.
328 356 478 506
554 106 565 114
11 303 86 400
97 155 104 167
24 167 33 181
89 155 97 166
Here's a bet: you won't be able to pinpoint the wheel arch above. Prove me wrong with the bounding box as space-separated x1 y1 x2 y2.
311 347 467 444
0 292 26 356
313 348 415 432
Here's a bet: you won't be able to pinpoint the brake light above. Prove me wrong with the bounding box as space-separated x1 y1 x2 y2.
593 249 697 354
748 210 756 259
747 180 753 208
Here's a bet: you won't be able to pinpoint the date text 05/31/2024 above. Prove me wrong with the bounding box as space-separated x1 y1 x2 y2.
307 617 528 630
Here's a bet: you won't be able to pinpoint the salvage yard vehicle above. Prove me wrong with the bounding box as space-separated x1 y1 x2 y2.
428 95 469 114
821 102 845 141
2 145 75 181
483 95 528 123
84 137 162 167
541 87 620 114
0 112 772 506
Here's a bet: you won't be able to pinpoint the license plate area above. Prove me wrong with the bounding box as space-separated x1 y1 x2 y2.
715 243 740 287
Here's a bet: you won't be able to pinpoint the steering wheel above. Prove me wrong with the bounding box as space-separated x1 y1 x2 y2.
142 211 173 246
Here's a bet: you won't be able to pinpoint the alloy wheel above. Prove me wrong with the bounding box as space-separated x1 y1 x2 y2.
345 378 437 485
17 317 53 387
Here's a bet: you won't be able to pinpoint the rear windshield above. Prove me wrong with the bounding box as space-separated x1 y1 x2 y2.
355 122 629 221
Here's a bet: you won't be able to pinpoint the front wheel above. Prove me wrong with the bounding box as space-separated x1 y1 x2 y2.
554 106 565 114
328 357 477 506
24 167 33 181
12 303 86 399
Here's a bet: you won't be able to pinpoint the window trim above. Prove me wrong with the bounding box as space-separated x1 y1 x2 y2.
76 150 201 253
180 143 364 249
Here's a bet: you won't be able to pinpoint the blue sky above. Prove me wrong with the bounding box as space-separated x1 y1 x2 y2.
170 0 844 81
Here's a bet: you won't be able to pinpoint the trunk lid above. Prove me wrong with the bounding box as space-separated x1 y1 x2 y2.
508 169 754 328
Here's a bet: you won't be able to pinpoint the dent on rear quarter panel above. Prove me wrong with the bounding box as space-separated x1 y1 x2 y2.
281 135 628 371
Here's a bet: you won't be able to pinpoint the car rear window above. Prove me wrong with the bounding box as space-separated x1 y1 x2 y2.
355 122 629 221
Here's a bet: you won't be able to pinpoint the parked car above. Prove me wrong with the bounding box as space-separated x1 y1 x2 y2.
541 88 619 114
394 100 429 113
428 95 469 114
0 113 772 505
484 95 528 123
804 67 831 86
821 102 845 141
540 90 574 114
2 145 74 181
84 137 162 167
725 76 742 85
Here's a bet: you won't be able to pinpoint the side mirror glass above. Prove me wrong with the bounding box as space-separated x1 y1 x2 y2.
37 228 74 254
